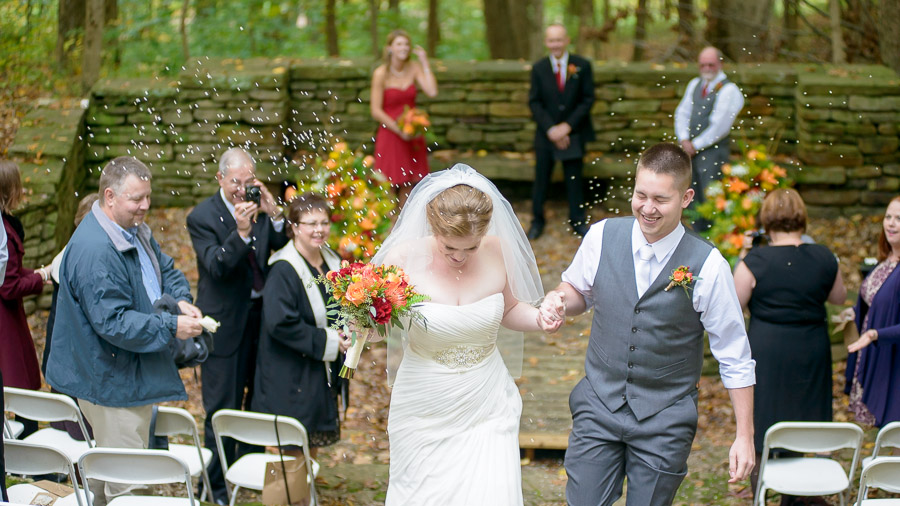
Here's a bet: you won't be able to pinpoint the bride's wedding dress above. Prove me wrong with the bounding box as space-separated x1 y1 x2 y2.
385 292 524 505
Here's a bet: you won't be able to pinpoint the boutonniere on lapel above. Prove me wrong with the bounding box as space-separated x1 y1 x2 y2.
665 265 697 297
567 63 579 79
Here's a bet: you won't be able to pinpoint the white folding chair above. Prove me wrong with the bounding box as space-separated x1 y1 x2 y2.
854 457 900 505
211 409 318 506
3 416 23 439
78 448 196 506
5 439 91 506
862 422 900 468
756 421 864 506
3 387 93 463
152 406 213 501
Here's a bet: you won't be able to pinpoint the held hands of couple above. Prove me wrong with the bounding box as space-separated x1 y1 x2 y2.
537 290 566 333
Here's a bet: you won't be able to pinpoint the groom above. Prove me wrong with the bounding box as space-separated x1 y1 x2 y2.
543 142 755 505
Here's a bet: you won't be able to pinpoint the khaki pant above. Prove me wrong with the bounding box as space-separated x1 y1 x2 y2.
78 399 152 506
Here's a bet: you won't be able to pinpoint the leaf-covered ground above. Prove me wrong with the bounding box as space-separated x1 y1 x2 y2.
25 199 887 505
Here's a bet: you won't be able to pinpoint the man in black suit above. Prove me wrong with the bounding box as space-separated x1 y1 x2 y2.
186 147 288 504
528 23 596 239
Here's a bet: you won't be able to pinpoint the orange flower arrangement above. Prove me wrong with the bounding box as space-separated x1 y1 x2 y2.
318 261 428 379
397 106 436 143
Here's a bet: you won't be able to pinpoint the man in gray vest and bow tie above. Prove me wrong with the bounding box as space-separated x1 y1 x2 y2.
674 47 744 231
542 143 755 505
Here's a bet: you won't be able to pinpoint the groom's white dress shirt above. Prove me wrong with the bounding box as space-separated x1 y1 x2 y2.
562 219 756 389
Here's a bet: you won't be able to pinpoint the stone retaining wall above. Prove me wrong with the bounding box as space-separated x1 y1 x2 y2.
7 101 86 312
7 59 900 307
71 58 900 212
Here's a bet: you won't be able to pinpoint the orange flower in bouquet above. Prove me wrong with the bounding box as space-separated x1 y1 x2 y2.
397 106 435 142
318 261 428 379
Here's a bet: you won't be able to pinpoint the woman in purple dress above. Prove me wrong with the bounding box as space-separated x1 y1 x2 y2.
845 195 900 427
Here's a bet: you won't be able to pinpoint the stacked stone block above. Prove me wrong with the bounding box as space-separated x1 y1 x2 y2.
791 66 900 214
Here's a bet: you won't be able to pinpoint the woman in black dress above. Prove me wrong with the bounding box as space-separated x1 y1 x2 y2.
252 192 351 458
733 188 846 503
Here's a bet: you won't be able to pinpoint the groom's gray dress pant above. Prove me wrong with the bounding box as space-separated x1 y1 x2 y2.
565 378 699 506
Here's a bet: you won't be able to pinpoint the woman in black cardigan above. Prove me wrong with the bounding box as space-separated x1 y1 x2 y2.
251 193 350 458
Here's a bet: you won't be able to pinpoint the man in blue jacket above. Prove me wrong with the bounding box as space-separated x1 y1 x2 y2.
47 156 203 505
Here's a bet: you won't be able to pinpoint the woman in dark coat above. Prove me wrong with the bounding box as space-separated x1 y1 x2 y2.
251 192 350 458
0 161 51 436
846 195 900 428
734 189 847 504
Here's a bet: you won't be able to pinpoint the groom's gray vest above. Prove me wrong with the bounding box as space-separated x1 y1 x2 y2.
586 217 713 421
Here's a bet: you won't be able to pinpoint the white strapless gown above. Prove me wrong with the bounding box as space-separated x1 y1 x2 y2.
385 292 524 505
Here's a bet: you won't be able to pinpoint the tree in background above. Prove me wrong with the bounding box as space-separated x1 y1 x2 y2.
427 0 440 55
706 0 774 61
326 0 339 56
879 0 900 73
483 0 543 60
633 0 648 60
82 0 104 92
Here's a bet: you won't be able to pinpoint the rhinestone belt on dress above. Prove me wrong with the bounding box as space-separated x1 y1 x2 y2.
432 344 494 369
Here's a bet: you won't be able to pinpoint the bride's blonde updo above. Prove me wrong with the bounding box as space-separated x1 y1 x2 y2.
426 184 493 238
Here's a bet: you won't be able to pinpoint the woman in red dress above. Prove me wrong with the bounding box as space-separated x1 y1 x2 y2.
370 29 438 208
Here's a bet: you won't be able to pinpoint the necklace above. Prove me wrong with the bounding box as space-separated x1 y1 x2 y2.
389 64 407 78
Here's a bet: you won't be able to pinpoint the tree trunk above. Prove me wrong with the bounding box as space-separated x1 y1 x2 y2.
389 0 400 14
483 0 543 60
83 0 105 93
782 0 798 54
829 0 846 63
56 0 86 68
677 0 694 54
369 0 379 57
601 0 610 21
427 0 440 56
573 0 598 58
878 0 900 73
325 0 340 57
704 0 773 61
633 0 648 61
180 0 190 60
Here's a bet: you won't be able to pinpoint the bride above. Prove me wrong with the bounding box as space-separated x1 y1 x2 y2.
371 164 560 505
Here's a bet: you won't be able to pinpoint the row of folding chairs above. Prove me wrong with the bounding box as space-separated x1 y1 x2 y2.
6 441 195 506
4 387 318 505
756 421 900 506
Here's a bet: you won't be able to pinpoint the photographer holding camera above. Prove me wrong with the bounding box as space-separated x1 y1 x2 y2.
186 147 288 504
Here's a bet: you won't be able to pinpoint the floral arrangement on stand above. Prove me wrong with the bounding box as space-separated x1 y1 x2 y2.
290 141 396 261
690 144 793 266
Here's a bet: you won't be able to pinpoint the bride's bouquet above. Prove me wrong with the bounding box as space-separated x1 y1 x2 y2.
318 261 428 379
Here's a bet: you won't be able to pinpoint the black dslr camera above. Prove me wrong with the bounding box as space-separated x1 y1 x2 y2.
245 184 261 206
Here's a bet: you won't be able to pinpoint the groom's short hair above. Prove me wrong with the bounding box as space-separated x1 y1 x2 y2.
636 143 692 191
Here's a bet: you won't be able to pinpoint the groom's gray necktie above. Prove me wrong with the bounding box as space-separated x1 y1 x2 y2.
635 243 654 298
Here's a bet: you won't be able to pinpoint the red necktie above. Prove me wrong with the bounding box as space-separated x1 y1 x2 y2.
701 83 709 98
555 62 564 92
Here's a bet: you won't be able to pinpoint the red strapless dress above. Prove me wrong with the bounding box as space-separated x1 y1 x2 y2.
374 84 429 185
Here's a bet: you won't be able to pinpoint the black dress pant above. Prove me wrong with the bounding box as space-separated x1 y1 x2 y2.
202 299 262 501
532 146 586 227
